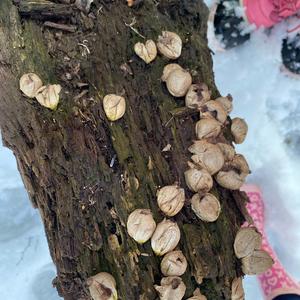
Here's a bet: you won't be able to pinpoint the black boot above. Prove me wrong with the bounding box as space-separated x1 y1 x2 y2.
281 34 300 75
213 0 251 49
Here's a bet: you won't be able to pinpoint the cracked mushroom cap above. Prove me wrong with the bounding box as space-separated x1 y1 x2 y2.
154 276 186 300
87 272 118 300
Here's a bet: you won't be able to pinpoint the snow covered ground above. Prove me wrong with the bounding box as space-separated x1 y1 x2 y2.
1 7 300 300
0 145 60 300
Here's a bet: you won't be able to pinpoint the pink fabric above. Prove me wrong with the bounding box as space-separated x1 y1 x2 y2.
243 0 300 28
241 184 300 300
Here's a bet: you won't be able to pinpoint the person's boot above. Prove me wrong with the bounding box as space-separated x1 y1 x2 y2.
281 32 300 76
213 0 251 49
212 0 300 49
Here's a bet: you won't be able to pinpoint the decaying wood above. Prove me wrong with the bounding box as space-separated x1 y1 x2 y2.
44 21 77 33
17 0 73 20
0 0 247 299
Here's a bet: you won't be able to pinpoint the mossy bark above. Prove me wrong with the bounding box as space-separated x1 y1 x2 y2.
0 0 249 299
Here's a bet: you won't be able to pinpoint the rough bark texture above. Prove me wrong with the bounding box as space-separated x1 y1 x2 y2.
0 0 249 299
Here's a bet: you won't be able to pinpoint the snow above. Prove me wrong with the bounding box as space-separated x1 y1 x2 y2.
1 5 300 299
0 141 59 300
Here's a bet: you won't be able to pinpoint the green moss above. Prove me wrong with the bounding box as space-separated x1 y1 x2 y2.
110 124 131 164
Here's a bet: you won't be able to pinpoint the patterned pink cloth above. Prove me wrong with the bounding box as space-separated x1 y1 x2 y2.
241 184 300 300
243 0 300 28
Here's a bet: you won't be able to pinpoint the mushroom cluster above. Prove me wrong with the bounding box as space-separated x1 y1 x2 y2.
234 227 274 275
19 73 62 110
131 29 258 299
126 185 188 299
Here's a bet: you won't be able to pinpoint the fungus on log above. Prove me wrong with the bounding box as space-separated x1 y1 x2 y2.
0 0 250 299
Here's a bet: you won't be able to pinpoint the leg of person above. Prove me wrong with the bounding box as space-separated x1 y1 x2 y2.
274 295 300 300
281 32 300 76
211 0 300 50
241 184 300 300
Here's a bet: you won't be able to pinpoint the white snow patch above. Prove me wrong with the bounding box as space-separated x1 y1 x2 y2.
0 138 59 300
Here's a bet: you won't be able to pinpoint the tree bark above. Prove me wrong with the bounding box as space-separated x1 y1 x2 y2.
0 0 249 299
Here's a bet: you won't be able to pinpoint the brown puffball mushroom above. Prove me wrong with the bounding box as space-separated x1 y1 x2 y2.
185 83 211 109
160 250 187 276
157 184 185 217
161 64 183 82
20 73 43 98
188 140 225 175
191 193 221 222
200 100 228 124
234 227 262 259
217 143 236 161
186 288 207 300
231 277 245 300
154 276 186 300
151 219 181 256
103 94 126 121
165 68 192 97
134 40 157 64
241 250 274 275
215 154 250 190
215 94 233 114
35 84 61 110
157 31 182 59
127 209 156 244
231 117 248 144
87 272 118 300
231 154 250 175
215 170 244 190
184 168 213 193
195 118 222 139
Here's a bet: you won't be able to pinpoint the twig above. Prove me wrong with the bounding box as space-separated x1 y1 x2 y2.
44 21 77 33
125 17 145 39
78 40 90 57
164 107 198 127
